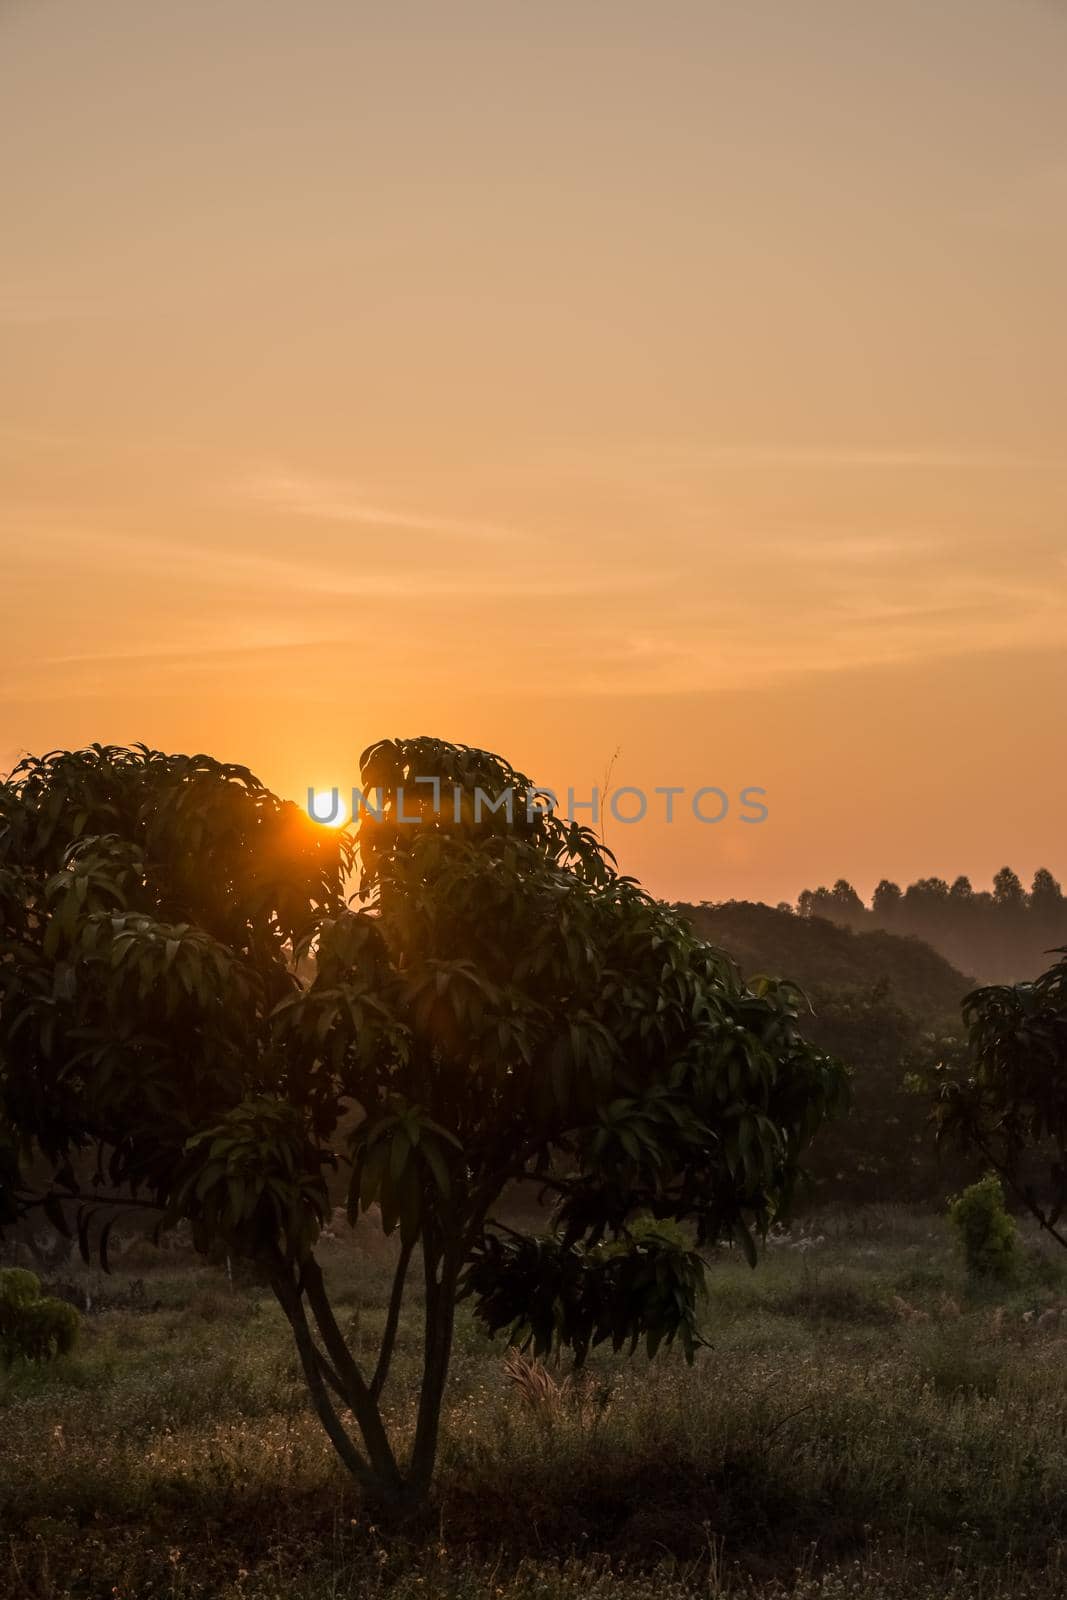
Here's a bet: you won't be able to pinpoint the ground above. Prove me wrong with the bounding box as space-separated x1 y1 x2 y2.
3 1207 1067 1599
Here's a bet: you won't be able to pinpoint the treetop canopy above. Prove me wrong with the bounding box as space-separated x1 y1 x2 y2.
0 737 843 1280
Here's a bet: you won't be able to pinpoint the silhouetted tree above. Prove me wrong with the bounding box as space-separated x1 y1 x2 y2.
830 879 865 928
0 742 845 1506
872 879 903 920
1031 868 1063 908
993 867 1026 908
1030 869 1065 958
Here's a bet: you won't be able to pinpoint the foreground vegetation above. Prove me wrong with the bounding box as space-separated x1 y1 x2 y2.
4 1206 1067 1599
0 741 843 1502
4 744 1067 1595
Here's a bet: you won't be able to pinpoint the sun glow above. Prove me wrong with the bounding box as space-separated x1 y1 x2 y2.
308 788 348 828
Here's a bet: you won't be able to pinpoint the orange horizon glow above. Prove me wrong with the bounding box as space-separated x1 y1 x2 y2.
2 1 1065 907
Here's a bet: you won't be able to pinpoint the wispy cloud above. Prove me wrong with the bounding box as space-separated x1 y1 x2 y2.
553 443 1067 484
233 471 524 542
687 445 1067 471
766 531 947 564
2 521 673 609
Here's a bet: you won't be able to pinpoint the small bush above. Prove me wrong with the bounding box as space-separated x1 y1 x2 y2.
949 1175 1017 1284
0 1268 80 1365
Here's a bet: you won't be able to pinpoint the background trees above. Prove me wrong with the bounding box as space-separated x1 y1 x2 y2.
931 949 1067 1246
680 900 975 1203
798 869 1067 982
0 740 844 1505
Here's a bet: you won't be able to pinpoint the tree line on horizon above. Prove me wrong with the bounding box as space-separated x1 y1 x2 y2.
797 866 1066 984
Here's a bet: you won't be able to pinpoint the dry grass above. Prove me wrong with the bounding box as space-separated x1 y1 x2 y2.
2 1209 1067 1598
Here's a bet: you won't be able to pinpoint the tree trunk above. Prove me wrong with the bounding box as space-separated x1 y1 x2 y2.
300 1257 405 1494
274 1242 459 1510
407 1242 458 1497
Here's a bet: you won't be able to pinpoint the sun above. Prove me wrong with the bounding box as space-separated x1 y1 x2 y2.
308 788 348 827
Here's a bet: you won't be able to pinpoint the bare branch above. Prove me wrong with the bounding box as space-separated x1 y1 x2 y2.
300 1256 403 1489
270 1272 375 1490
370 1237 413 1401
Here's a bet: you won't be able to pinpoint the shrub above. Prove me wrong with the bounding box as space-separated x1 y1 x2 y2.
949 1175 1017 1284
0 1268 79 1365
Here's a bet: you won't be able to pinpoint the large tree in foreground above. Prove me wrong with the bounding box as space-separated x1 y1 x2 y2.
0 739 844 1503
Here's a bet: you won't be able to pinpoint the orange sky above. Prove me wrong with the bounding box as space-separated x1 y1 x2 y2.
2 0 1065 905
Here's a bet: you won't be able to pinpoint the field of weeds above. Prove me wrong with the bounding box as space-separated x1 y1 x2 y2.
3 1207 1067 1599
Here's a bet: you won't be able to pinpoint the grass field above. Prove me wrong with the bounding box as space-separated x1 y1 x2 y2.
4 1207 1067 1599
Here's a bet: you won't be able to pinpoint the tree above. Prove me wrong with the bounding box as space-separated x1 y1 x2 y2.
829 879 865 928
0 740 844 1505
871 879 903 920
1030 868 1063 912
797 883 861 924
930 949 1067 1246
993 867 1026 908
1030 869 1065 953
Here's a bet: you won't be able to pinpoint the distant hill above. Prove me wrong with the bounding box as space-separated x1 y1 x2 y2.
676 899 981 1205
676 899 973 1023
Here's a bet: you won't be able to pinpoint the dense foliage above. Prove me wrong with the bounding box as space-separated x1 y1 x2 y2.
949 1176 1018 1284
463 1221 709 1365
0 1266 79 1365
0 740 844 1502
931 951 1067 1247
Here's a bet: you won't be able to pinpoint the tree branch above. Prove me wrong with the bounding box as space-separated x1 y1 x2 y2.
408 1230 459 1495
299 1256 403 1490
270 1271 376 1490
314 1347 349 1404
16 1187 166 1216
370 1237 413 1401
